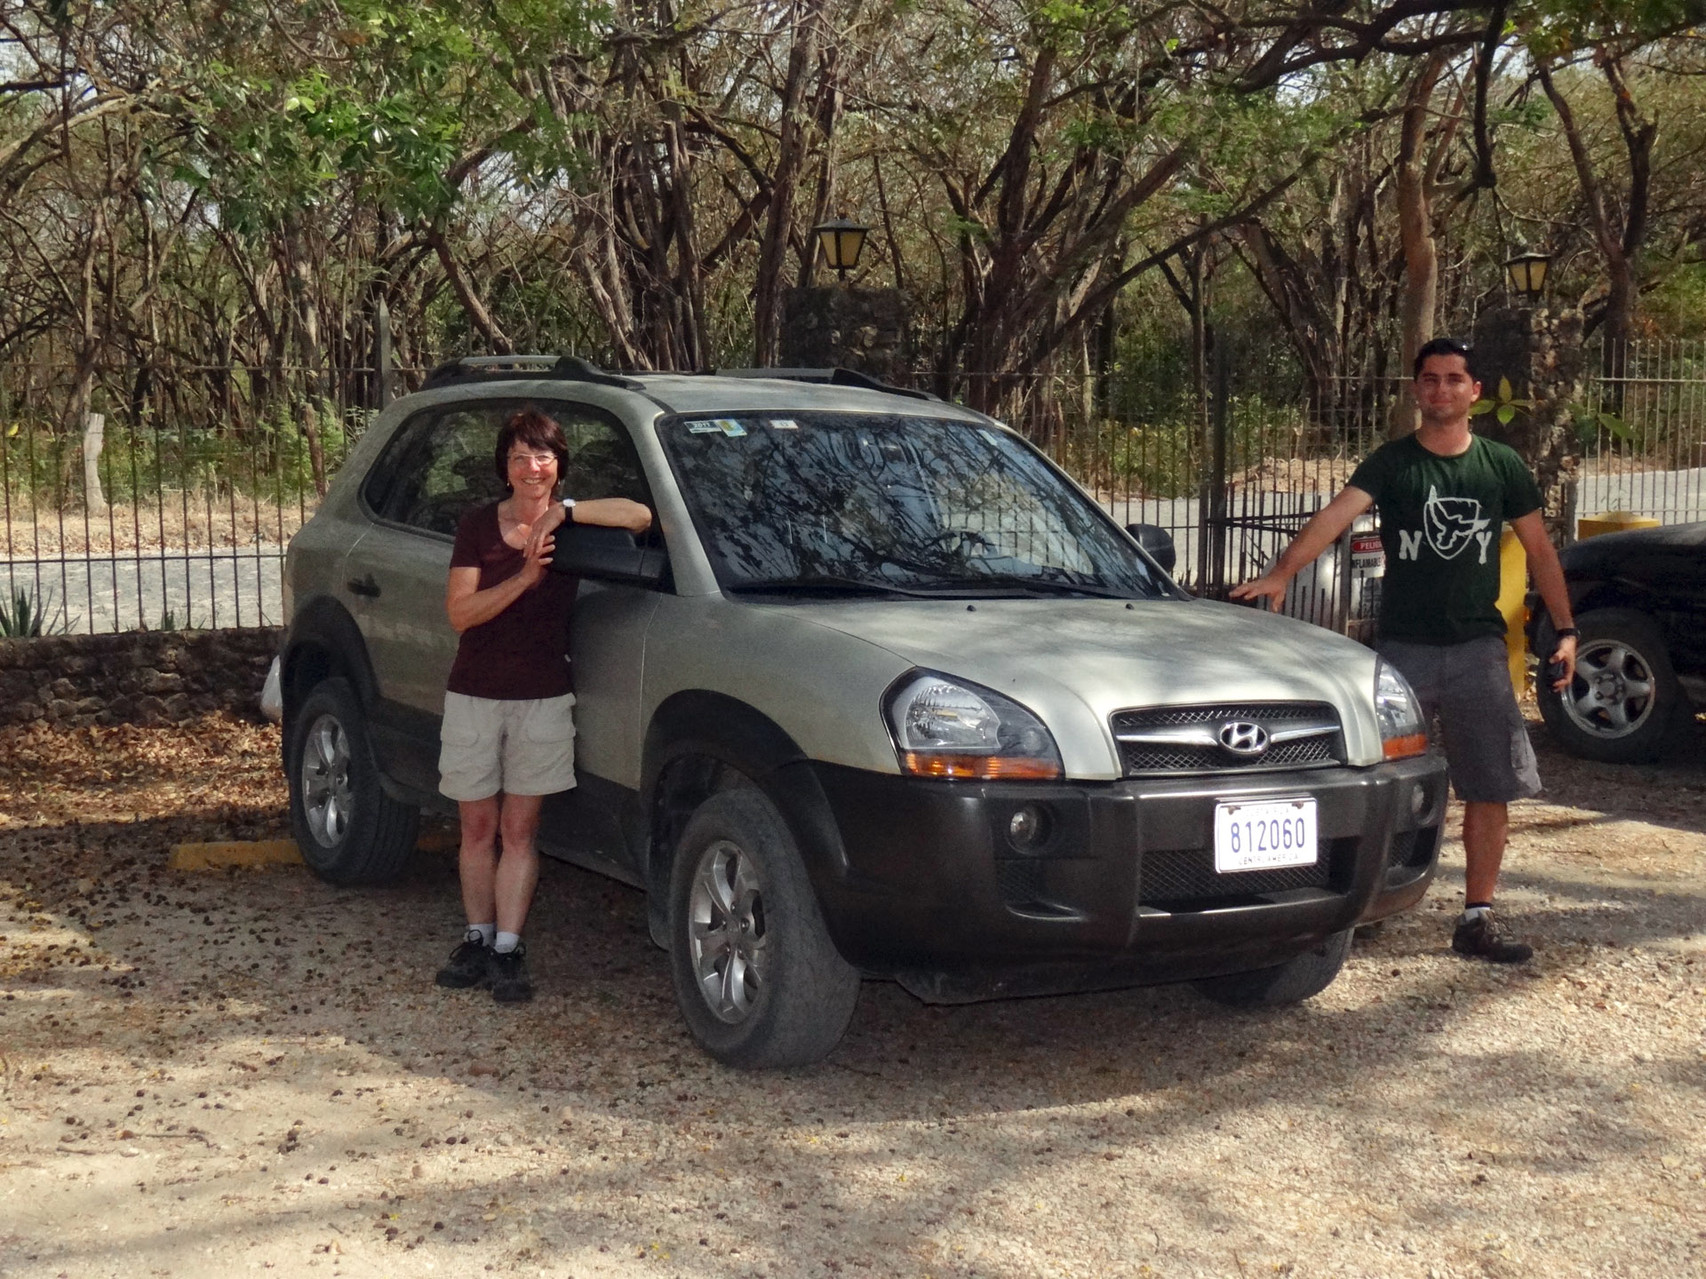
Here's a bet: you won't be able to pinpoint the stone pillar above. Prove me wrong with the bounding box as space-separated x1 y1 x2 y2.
1470 305 1586 542
778 287 911 381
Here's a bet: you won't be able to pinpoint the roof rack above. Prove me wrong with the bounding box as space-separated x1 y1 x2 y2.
420 354 643 391
705 367 937 401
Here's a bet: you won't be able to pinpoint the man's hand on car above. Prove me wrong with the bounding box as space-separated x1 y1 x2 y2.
1229 575 1285 611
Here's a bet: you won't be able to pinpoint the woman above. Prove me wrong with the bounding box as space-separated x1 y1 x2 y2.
433 407 651 1002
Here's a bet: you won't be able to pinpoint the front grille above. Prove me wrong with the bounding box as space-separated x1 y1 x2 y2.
995 858 1045 905
1387 826 1438 871
1139 837 1355 909
1111 702 1343 776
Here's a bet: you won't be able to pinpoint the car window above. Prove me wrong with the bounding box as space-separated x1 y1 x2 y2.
659 411 1166 599
373 401 652 538
379 407 508 535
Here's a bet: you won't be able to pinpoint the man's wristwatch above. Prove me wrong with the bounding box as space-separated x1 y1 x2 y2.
1554 625 1578 639
561 497 576 515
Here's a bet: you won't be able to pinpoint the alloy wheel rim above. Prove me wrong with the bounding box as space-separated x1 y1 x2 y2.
687 839 767 1024
1562 638 1656 740
300 713 354 847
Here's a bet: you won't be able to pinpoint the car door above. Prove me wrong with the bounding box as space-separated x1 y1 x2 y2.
344 402 510 793
550 405 663 791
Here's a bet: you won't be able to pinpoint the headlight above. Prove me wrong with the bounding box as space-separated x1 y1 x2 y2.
1374 658 1427 760
884 672 1063 780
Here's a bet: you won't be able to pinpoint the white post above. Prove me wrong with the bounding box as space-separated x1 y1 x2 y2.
82 411 107 512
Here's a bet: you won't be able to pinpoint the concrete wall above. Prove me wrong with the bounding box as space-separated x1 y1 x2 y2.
0 628 281 727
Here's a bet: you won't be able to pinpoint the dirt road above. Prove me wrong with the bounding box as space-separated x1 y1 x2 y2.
1 715 1703 1279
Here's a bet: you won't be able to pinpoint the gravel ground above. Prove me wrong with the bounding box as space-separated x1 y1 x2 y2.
1 713 1703 1279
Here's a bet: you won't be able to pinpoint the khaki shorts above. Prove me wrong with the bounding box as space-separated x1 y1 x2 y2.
437 691 577 802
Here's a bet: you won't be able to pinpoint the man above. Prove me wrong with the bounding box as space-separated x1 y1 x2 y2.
1232 337 1577 963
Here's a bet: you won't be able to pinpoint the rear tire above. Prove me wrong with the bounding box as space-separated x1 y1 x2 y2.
1195 929 1352 1007
288 676 419 885
1536 608 1681 764
667 788 860 1068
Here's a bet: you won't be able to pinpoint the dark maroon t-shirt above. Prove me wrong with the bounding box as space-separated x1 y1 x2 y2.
445 503 577 700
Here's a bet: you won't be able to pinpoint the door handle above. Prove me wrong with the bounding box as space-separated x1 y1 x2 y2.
347 574 381 598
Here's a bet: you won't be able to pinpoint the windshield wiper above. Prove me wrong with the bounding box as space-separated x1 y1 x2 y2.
726 574 940 598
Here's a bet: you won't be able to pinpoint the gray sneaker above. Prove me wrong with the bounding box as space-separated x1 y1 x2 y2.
1451 911 1533 964
489 942 534 1003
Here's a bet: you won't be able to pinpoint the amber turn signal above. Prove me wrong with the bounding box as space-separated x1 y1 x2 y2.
1382 734 1428 760
901 752 1062 781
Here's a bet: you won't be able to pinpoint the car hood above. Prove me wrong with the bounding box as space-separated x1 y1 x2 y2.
774 596 1385 776
1561 520 1706 582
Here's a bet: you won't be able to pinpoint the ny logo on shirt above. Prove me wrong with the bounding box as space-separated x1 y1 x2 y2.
1396 486 1495 564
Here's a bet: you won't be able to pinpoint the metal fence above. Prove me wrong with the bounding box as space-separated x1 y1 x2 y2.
0 360 378 634
1578 339 1706 525
2 340 1703 637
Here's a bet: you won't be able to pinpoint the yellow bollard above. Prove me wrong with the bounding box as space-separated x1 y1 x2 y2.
1577 509 1661 539
1496 526 1528 698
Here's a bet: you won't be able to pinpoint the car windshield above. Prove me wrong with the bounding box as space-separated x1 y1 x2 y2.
660 411 1168 599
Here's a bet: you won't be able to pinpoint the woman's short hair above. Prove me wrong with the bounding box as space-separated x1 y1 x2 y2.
493 407 569 491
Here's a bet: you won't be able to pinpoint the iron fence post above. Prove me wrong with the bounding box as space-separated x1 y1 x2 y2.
1199 338 1229 596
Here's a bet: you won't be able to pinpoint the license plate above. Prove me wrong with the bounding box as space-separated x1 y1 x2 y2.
1213 798 1318 873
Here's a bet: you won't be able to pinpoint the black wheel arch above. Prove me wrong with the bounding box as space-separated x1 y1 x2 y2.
280 595 381 743
640 690 854 952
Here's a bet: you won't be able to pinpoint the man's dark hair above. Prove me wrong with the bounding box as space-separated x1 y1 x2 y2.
1413 336 1477 380
493 407 570 491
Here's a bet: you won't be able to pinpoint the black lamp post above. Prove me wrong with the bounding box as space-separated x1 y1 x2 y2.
814 218 870 283
1504 248 1552 303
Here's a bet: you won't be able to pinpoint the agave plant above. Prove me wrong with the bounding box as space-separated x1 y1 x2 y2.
0 583 69 638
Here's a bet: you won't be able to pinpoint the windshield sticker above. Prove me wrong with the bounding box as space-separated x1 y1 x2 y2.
716 418 748 437
769 418 799 430
688 421 723 434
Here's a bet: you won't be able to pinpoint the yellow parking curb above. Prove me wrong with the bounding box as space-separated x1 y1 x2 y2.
168 839 304 870
169 829 459 870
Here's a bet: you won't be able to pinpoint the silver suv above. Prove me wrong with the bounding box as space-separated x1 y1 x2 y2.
279 357 1446 1067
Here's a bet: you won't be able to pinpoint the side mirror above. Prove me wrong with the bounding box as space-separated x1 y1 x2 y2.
551 523 667 588
1127 523 1176 575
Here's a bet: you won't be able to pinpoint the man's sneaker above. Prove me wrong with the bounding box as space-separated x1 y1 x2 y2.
489 943 534 1003
435 936 491 989
1451 910 1533 964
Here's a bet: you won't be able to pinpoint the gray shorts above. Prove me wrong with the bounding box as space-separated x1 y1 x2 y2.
437 691 578 802
1377 635 1541 804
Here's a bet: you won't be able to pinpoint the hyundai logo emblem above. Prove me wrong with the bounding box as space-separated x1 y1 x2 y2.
1218 720 1269 757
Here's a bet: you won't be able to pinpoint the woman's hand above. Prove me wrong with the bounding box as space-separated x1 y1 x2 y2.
519 518 557 586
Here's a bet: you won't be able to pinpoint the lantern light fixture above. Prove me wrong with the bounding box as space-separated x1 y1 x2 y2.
814 218 870 282
1504 247 1552 302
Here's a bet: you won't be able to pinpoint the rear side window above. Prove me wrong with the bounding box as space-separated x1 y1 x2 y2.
366 400 652 537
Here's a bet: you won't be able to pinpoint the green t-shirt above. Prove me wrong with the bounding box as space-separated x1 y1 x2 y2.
1348 433 1542 645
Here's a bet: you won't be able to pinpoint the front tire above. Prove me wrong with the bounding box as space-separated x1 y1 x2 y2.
1195 928 1352 1007
287 676 419 884
667 788 860 1068
1537 608 1681 764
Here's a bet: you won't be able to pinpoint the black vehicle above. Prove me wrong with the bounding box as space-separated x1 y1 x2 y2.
1527 520 1706 762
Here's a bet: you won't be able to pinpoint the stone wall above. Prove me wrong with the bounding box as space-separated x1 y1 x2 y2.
779 286 911 381
0 628 282 727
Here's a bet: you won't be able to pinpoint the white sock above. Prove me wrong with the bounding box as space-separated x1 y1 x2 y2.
493 931 521 954
466 923 496 946
1461 905 1491 923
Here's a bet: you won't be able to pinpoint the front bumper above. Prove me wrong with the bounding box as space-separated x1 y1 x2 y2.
795 753 1446 1001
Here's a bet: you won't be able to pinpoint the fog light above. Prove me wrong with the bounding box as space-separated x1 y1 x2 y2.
1006 804 1050 852
1411 782 1432 820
